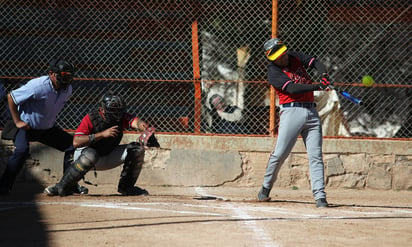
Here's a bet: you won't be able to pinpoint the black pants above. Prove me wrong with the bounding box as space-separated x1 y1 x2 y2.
0 126 73 192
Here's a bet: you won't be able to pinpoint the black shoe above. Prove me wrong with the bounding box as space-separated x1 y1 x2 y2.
118 186 149 196
316 198 329 208
71 184 89 195
44 184 59 196
44 184 77 197
257 186 271 201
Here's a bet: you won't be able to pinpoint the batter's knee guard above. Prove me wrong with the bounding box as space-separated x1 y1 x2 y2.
118 142 145 192
57 148 98 196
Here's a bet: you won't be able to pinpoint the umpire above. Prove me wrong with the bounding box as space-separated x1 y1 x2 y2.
0 59 82 195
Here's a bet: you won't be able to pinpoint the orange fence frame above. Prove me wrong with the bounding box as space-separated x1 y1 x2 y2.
192 18 202 134
191 1 278 136
269 0 278 137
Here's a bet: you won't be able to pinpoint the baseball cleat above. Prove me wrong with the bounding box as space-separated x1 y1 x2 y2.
316 198 329 208
44 184 59 196
257 186 271 201
72 184 89 194
118 186 149 196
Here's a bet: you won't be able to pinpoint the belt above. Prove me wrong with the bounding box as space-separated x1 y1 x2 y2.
281 102 316 108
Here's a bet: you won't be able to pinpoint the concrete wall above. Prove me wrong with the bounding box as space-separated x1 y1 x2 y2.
1 132 411 191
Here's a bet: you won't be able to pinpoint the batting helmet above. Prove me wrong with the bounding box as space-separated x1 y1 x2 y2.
263 38 287 61
49 58 75 89
101 92 126 122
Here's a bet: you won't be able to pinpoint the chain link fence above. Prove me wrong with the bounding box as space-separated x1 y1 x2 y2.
0 1 410 138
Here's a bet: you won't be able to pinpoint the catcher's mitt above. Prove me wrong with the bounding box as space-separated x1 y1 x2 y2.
138 127 160 148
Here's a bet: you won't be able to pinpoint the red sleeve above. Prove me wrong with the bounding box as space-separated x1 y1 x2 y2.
122 112 138 129
74 114 93 136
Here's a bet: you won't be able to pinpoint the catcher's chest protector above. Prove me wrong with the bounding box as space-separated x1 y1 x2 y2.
89 110 123 155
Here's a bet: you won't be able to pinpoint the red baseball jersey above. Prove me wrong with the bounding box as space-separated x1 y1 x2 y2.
267 51 316 105
74 111 138 137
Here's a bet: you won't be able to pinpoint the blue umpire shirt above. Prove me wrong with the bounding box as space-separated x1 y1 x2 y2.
10 75 72 130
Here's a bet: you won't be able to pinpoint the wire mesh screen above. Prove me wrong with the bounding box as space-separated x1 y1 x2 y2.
278 0 411 138
0 1 410 138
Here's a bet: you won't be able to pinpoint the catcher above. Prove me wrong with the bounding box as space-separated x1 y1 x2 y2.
44 92 159 196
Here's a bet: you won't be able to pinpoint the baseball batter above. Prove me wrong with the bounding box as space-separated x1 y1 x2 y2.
258 38 331 208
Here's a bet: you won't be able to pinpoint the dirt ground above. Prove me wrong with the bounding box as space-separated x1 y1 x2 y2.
0 182 411 247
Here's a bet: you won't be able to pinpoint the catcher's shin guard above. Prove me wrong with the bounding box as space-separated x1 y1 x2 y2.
57 148 98 196
62 146 88 194
63 146 75 171
118 142 145 194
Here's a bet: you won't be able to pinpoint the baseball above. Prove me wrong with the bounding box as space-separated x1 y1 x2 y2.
362 75 375 87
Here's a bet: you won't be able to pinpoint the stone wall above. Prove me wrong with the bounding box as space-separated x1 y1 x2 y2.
1 132 411 191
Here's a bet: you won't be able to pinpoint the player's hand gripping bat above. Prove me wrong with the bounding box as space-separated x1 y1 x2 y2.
329 85 364 106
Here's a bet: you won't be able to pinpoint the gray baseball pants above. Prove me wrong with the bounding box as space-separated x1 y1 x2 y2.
262 105 326 200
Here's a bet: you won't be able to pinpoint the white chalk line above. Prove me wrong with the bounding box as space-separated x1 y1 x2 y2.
195 187 278 247
1 198 411 219
50 201 231 217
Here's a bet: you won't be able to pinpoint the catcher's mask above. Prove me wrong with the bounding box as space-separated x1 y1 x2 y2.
264 38 287 61
49 59 75 90
101 93 126 122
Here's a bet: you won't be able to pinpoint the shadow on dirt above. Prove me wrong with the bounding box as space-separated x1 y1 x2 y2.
0 182 49 247
0 144 49 247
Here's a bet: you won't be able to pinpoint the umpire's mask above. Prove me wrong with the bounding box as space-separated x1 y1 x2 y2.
49 59 75 90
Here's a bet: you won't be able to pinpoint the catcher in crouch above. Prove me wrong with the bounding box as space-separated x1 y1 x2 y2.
45 92 159 196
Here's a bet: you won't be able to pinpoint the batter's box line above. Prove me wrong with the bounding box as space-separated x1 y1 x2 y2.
45 215 412 233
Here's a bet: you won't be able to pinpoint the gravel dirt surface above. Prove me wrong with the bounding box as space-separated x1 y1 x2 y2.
1 183 411 247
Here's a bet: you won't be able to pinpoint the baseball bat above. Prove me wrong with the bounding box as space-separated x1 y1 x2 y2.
329 85 364 106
